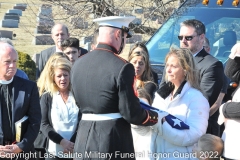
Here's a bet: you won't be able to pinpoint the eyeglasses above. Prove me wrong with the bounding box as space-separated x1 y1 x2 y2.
178 35 198 41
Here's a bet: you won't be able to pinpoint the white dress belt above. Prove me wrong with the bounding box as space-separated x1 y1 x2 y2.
81 113 122 121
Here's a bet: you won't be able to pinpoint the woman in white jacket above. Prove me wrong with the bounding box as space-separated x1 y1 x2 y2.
150 47 209 160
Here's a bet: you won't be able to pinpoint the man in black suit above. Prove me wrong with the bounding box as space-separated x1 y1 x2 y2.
37 24 88 78
0 43 41 159
160 19 224 136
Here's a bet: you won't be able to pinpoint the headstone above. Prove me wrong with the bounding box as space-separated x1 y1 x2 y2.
126 34 142 44
37 20 54 27
38 12 53 19
0 20 19 28
15 3 27 8
13 6 26 11
84 42 91 52
71 18 88 29
80 36 92 46
78 22 88 29
70 17 82 24
65 9 77 16
5 13 18 16
0 30 13 39
7 9 22 16
37 16 53 22
132 8 143 14
32 35 54 45
144 13 150 18
132 18 142 25
35 25 52 34
4 15 20 22
63 5 77 15
39 5 52 16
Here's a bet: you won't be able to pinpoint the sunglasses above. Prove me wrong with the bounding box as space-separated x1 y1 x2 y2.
178 35 198 41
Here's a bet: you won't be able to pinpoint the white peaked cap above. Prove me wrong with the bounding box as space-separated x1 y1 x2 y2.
93 16 135 28
93 16 136 38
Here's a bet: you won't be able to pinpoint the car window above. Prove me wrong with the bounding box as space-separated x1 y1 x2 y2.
147 7 240 65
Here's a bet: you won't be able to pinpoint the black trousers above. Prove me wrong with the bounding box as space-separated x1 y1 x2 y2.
206 119 220 137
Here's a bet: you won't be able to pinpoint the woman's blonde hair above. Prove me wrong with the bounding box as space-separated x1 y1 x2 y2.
37 53 72 96
165 46 200 90
128 42 153 88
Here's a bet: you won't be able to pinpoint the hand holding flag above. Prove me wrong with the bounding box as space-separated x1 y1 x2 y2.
140 100 189 130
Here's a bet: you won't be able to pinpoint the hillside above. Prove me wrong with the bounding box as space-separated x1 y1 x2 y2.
0 0 178 59
0 0 52 56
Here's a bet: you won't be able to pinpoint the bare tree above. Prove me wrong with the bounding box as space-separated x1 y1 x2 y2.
23 0 186 44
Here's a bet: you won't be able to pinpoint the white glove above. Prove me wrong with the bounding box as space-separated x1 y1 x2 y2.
218 103 226 125
131 124 150 136
157 110 169 121
151 110 169 135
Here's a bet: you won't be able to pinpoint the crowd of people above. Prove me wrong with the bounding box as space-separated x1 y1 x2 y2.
0 15 239 160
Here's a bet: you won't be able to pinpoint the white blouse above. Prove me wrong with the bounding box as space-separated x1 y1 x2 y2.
48 91 79 158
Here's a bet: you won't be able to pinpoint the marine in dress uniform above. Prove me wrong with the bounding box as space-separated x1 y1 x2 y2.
71 16 159 160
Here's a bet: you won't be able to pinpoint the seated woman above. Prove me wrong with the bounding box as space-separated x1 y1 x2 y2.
128 42 158 100
37 54 80 160
150 47 209 160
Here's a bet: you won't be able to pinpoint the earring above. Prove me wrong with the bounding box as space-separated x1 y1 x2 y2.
184 70 187 77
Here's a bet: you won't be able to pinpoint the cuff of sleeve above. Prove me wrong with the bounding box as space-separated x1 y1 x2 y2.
234 56 240 62
49 131 64 144
142 110 158 125
222 103 230 118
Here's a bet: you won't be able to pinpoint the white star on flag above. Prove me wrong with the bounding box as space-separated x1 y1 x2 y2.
172 118 182 127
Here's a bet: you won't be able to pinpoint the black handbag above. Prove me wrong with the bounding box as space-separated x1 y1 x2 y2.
34 130 47 149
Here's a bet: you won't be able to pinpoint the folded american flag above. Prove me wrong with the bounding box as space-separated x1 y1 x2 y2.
140 101 190 130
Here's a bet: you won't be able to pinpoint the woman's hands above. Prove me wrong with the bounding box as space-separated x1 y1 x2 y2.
60 139 75 153
0 144 23 158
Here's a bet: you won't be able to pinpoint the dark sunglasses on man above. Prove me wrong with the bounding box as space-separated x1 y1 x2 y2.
178 35 198 41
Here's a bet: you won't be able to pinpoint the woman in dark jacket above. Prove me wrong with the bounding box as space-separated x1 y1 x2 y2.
37 53 80 160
